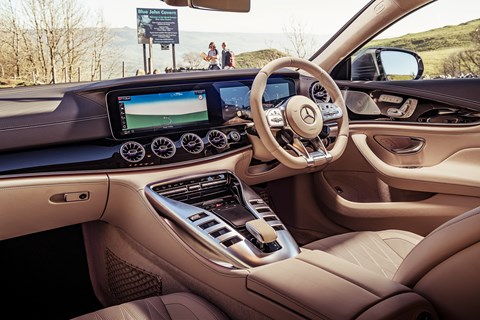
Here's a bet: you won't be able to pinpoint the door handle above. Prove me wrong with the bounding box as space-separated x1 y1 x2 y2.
374 135 425 155
391 138 425 154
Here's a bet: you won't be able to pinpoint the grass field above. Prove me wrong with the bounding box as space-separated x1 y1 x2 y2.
369 19 480 76
418 47 467 76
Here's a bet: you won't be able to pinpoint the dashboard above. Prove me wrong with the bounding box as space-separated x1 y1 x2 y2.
1 67 478 178
0 69 298 176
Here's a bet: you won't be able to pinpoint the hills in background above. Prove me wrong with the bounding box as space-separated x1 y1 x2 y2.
111 18 479 77
2 18 478 87
370 18 480 76
110 28 327 76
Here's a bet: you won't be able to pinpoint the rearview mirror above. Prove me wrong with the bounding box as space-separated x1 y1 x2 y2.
351 47 424 81
161 0 250 12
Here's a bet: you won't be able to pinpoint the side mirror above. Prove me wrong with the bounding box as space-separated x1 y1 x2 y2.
351 47 424 81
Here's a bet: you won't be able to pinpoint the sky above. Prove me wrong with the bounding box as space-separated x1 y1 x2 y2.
82 0 367 34
76 0 480 38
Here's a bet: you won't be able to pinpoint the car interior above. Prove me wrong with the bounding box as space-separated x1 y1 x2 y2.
1 0 479 319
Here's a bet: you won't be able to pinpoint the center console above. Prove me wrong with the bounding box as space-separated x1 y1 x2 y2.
145 171 300 267
142 171 436 319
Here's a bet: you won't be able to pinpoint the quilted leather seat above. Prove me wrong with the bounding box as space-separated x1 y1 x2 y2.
72 292 228 320
304 206 480 319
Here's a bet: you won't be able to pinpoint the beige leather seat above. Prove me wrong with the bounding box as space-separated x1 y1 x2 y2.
304 206 480 319
72 292 228 320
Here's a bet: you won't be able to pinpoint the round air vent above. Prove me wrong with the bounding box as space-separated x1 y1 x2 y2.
181 133 204 154
151 137 176 159
310 82 331 103
207 130 228 149
120 141 145 163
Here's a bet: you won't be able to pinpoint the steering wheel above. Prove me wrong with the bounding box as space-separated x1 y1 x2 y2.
250 57 349 169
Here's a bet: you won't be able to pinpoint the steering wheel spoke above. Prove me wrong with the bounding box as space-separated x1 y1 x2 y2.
287 138 309 157
286 137 332 167
308 136 333 162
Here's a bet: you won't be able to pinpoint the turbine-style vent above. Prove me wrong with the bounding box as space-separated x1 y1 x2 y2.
310 82 330 103
120 141 145 163
207 130 228 149
181 133 204 154
151 137 176 159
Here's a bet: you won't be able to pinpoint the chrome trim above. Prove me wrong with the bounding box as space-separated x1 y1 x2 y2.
151 137 176 159
145 171 300 268
120 141 146 163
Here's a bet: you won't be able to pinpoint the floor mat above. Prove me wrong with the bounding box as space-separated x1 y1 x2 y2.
0 224 103 319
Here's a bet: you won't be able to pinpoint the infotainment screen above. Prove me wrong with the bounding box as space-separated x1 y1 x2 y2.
115 89 208 136
218 79 295 120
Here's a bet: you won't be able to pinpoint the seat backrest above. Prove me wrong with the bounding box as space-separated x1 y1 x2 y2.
393 206 480 319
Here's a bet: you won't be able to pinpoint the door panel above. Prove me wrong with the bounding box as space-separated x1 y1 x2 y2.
314 79 480 235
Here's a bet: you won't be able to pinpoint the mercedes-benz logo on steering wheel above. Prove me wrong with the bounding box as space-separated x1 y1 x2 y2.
300 106 316 124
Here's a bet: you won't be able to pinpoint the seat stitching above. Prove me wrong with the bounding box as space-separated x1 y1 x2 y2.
359 242 389 278
164 303 200 320
382 237 417 259
174 293 223 320
146 299 170 320
360 234 403 278
375 238 402 276
368 234 401 269
344 246 365 268
118 305 127 320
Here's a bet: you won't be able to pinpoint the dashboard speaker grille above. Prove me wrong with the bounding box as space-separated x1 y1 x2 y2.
151 137 176 159
120 141 145 163
207 130 228 149
181 133 204 154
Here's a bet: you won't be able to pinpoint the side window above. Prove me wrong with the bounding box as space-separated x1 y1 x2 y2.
344 1 480 124
351 1 480 81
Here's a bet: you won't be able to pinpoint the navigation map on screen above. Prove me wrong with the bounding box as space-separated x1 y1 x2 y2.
118 89 208 131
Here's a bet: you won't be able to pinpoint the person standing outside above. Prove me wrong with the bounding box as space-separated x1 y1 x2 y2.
205 42 220 70
221 42 235 69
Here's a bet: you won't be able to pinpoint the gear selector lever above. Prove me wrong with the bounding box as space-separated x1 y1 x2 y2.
246 219 278 245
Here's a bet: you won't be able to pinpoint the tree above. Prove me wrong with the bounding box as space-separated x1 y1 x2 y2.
182 51 205 69
88 13 117 81
0 0 117 84
282 17 319 59
0 0 32 79
442 28 480 77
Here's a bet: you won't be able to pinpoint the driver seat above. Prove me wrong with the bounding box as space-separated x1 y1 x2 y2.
303 206 480 319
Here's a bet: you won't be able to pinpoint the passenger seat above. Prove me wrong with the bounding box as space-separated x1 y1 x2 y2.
72 292 228 320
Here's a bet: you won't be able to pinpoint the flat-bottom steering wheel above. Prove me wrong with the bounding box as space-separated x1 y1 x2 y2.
250 57 349 169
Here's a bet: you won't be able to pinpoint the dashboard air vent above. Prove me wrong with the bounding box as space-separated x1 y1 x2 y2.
310 82 330 103
181 133 204 154
120 141 145 163
207 130 228 149
151 137 176 159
